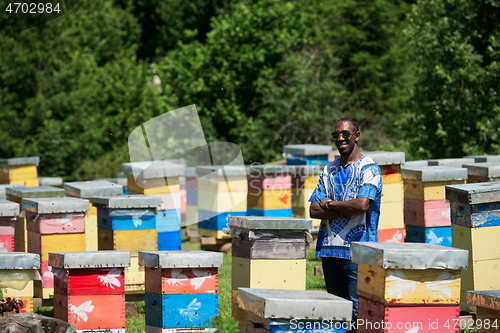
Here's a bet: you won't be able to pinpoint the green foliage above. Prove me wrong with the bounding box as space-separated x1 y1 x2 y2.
400 0 500 159
0 0 171 180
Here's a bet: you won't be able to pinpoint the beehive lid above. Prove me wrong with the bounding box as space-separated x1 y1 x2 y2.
64 180 123 198
228 216 312 230
0 184 25 200
91 195 161 209
462 163 500 178
237 288 352 321
0 156 40 166
49 251 130 268
402 160 431 168
38 177 63 186
283 144 332 156
22 197 90 214
5 186 65 199
468 155 500 163
351 242 468 269
428 158 476 167
401 166 468 182
195 165 250 177
360 151 406 166
184 167 197 178
122 161 185 179
139 251 223 268
0 199 19 217
446 181 500 205
467 290 500 310
0 252 40 269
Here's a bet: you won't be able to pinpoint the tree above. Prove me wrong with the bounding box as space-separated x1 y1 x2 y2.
400 0 500 159
0 0 170 180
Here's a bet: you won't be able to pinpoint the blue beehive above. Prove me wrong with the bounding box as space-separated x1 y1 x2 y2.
247 208 293 217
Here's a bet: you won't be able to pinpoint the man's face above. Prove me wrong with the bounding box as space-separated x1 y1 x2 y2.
333 120 359 156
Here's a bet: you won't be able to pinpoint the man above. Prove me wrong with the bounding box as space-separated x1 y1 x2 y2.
309 117 382 327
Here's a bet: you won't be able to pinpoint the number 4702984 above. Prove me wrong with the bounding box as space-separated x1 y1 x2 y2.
5 3 61 14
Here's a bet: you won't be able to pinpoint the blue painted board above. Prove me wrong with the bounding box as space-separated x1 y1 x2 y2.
186 189 198 206
405 225 452 247
247 208 293 217
145 292 218 328
158 231 182 251
97 208 156 230
157 209 181 232
287 154 329 166
451 201 500 228
198 210 246 231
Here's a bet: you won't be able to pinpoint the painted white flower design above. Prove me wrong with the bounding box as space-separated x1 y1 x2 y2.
191 269 212 290
427 230 444 245
405 326 420 333
132 216 143 228
98 268 122 289
386 270 417 299
386 230 403 242
167 269 188 287
179 298 201 319
56 217 73 228
69 300 94 322
425 270 454 299
43 266 54 283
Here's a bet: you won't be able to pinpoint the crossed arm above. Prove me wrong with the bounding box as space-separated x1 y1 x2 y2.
309 196 370 220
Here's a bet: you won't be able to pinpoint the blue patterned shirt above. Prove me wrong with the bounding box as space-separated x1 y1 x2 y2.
309 155 382 259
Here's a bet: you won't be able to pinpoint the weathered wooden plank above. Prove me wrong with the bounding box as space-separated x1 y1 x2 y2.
446 181 500 205
231 230 306 259
404 199 450 227
450 201 500 227
145 267 218 294
247 189 292 210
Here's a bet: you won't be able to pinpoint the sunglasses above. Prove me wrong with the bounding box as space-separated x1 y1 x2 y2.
331 130 356 140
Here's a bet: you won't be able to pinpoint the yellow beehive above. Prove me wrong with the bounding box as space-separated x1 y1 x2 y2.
231 257 306 291
125 255 145 294
404 180 466 201
197 178 247 192
247 189 292 210
197 190 247 212
28 232 86 262
357 263 461 305
98 228 157 256
127 175 180 195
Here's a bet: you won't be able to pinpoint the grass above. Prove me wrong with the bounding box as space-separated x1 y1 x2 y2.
33 240 476 333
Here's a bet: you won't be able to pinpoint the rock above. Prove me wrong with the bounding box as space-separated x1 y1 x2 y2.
0 313 76 333
125 302 139 318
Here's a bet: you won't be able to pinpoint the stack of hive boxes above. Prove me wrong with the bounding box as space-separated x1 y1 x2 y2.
247 164 292 217
462 162 500 183
236 288 352 333
283 144 331 165
352 242 468 332
123 161 184 251
290 165 322 233
0 156 39 186
0 252 40 313
92 195 160 294
184 167 199 238
402 166 467 247
467 290 500 332
0 199 19 252
139 250 223 333
23 197 89 299
364 152 406 242
196 165 248 242
6 186 65 253
228 216 311 332
64 180 123 251
50 251 130 333
446 181 500 312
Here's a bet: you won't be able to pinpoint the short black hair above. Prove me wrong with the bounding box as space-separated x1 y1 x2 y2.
336 117 359 132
